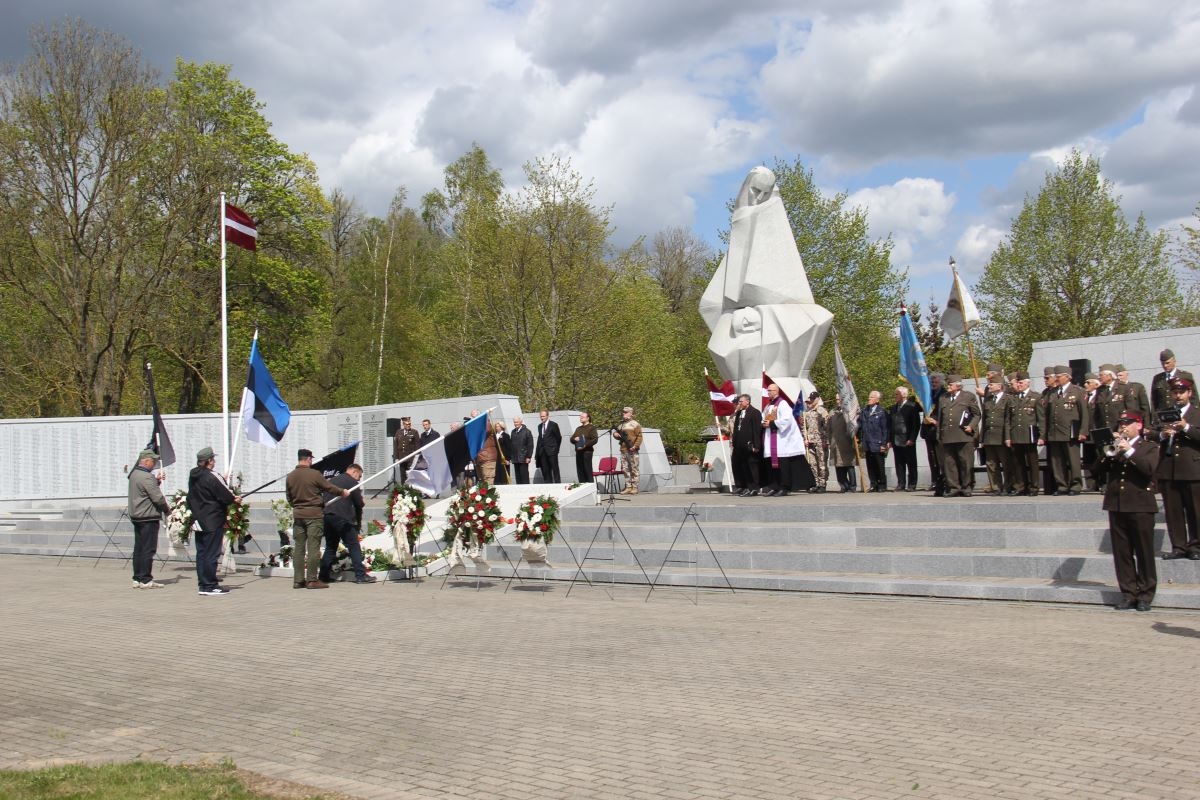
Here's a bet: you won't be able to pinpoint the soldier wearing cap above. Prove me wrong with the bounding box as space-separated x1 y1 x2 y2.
1082 372 1104 491
1045 364 1090 495
1150 348 1194 423
1115 364 1149 414
392 416 420 487
935 374 980 497
980 375 1011 494
920 372 947 495
974 362 1006 399
127 448 170 589
1005 371 1044 496
1102 410 1160 611
1153 377 1200 560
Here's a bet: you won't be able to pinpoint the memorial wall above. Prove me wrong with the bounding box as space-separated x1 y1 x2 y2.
0 394 523 507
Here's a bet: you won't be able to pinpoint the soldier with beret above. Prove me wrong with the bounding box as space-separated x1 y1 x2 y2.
1150 348 1195 424
936 374 980 497
1102 411 1160 611
1005 371 1044 496
1153 377 1200 560
1045 364 1090 495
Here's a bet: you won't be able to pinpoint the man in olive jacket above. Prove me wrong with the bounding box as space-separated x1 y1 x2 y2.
936 375 980 497
1045 365 1090 495
1004 371 1044 496
128 449 170 589
286 449 350 589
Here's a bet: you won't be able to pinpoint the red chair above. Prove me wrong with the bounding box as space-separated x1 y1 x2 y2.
592 456 624 495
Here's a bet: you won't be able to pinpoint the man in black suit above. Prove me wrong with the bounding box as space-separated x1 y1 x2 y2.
535 409 562 483
730 393 763 496
510 415 534 484
1103 411 1160 611
1150 348 1195 423
1154 378 1200 561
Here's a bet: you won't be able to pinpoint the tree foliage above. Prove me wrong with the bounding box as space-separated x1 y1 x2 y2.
974 149 1182 368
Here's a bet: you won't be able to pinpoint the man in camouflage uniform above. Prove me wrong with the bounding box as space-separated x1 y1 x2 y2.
802 392 830 493
615 406 644 495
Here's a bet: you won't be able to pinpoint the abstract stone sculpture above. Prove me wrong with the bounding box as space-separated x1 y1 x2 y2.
699 166 833 403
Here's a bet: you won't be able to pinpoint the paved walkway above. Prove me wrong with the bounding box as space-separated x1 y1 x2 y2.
2 555 1198 800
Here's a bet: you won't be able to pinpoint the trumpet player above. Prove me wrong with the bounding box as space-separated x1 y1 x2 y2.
1103 412 1160 611
1153 378 1200 560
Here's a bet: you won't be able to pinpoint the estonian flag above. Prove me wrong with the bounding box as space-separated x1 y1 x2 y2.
239 333 291 447
406 413 489 497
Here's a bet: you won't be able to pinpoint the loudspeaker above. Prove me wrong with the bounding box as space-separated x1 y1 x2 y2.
386 418 402 437
1069 358 1091 387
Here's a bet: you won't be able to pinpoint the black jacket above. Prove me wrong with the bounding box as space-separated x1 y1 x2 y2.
187 467 234 534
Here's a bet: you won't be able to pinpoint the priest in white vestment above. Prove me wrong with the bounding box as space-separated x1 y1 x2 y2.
762 383 805 496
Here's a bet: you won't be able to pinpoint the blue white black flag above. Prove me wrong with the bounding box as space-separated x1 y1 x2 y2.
239 333 291 447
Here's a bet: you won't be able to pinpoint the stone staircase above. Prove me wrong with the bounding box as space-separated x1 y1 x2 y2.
4 496 1199 608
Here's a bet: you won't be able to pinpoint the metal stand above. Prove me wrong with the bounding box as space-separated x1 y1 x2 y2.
436 536 518 591
646 503 735 604
502 532 590 594
56 508 130 566
566 495 650 597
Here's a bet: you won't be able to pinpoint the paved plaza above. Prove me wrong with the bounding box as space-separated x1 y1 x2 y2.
1 554 1199 800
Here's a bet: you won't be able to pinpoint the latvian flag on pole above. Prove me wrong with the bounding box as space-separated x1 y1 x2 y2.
224 202 258 251
705 373 736 416
240 332 291 447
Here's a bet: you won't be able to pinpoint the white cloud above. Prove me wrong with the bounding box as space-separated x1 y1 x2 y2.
954 224 1007 270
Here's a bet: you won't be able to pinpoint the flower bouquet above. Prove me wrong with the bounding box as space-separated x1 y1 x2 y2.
270 498 293 546
442 482 501 574
165 490 193 557
514 494 560 565
389 485 427 567
221 474 250 575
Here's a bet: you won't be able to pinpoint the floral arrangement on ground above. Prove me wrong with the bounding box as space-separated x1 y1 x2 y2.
223 474 250 548
389 485 427 549
514 495 560 544
165 491 193 546
442 482 501 547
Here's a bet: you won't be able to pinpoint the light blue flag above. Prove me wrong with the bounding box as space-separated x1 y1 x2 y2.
899 307 932 413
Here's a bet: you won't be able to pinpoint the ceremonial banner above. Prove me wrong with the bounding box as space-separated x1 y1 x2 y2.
705 374 736 416
941 268 981 340
899 306 933 412
406 413 488 497
144 361 176 467
832 331 860 436
223 202 258 251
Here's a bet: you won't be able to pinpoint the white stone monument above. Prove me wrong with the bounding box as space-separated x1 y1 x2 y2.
699 166 833 403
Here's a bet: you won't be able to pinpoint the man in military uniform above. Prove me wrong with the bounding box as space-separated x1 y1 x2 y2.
1154 378 1200 560
392 416 420 487
1150 348 1194 423
1103 411 1160 611
1115 364 1149 414
980 375 1011 494
615 406 644 495
1005 371 1044 496
1039 366 1059 494
936 374 980 497
1082 373 1104 491
802 392 830 493
1044 364 1090 496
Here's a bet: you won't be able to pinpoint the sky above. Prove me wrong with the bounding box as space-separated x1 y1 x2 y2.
3 0 1199 308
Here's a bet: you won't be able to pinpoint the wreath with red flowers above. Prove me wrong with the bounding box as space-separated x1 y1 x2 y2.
442 482 501 548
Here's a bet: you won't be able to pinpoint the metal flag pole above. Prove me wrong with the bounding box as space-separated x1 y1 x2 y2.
704 368 735 492
219 192 231 477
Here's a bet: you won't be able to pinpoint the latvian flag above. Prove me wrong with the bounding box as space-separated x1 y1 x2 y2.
705 374 736 416
224 202 258 251
405 413 489 497
240 334 291 447
761 372 795 410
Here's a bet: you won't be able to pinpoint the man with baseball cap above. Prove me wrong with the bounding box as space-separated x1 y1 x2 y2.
127 449 170 589
1154 377 1200 561
1103 411 1160 611
187 447 238 596
286 448 351 589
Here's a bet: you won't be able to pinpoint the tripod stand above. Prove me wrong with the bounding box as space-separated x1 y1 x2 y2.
646 503 735 604
566 493 650 597
56 508 130 566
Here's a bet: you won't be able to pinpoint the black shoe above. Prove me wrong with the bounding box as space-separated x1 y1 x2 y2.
748 489 760 497
1136 601 1152 612
1188 552 1200 561
817 486 826 493
355 575 379 584
1067 489 1081 496
961 491 972 497
1113 598 1137 610
736 488 747 497
1162 550 1189 560
778 490 790 497
933 491 944 497
236 547 248 554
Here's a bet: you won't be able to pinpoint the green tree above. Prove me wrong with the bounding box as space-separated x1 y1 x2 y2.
768 157 909 398
974 149 1181 368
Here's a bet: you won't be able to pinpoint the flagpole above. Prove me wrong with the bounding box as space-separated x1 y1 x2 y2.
219 192 231 477
226 329 256 482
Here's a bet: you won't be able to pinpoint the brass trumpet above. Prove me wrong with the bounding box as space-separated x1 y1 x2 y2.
1104 435 1128 458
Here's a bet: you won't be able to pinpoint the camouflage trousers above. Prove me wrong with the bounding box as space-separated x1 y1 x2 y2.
621 451 640 492
805 442 828 488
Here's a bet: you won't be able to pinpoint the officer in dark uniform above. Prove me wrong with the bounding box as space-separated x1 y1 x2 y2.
1102 411 1160 611
1154 377 1200 560
980 375 1011 494
1045 364 1090 495
1005 371 1043 496
1150 348 1195 423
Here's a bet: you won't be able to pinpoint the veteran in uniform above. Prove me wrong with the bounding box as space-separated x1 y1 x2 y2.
1005 371 1044 496
936 374 980 497
980 375 1011 494
1153 378 1200 560
1044 365 1090 495
1103 411 1160 611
